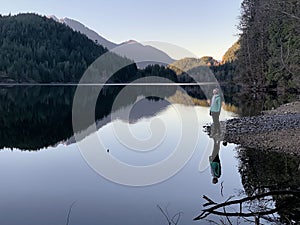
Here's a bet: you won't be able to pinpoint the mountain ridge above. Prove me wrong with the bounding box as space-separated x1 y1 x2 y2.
49 16 175 67
168 56 220 75
48 16 117 50
0 13 136 83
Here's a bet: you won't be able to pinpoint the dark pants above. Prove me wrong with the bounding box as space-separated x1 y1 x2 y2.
211 112 220 134
212 139 221 160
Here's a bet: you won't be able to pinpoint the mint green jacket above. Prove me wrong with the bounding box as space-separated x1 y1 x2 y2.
210 95 221 112
210 161 221 178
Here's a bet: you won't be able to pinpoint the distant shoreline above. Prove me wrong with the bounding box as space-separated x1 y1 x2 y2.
0 82 218 86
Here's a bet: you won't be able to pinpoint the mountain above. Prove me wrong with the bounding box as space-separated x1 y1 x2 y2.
222 41 240 63
52 16 175 67
0 13 136 83
56 17 117 50
114 40 175 68
168 56 219 75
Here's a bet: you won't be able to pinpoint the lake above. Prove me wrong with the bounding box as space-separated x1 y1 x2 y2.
0 85 299 225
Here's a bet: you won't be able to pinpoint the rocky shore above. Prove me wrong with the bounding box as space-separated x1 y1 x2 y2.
213 101 300 155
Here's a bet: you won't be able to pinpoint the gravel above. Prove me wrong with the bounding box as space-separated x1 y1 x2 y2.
206 101 300 155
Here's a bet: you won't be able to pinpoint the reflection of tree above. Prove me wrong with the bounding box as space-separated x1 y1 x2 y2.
184 85 298 117
238 148 300 224
232 90 299 116
0 86 76 150
194 146 300 224
0 85 177 151
238 149 300 195
194 190 300 224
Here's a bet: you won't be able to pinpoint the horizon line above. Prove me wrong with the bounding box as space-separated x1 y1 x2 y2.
0 82 219 86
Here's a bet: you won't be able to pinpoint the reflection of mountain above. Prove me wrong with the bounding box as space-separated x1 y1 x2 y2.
0 85 176 151
128 97 171 122
69 85 176 145
66 96 171 145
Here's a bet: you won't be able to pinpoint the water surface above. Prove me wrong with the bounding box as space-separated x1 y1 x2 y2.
0 85 299 225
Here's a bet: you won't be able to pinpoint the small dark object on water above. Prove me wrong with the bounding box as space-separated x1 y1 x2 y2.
107 149 109 153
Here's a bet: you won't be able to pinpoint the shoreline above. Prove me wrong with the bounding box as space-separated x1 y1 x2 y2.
216 101 300 155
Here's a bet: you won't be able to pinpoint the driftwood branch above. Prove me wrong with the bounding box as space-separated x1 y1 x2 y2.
194 190 300 221
202 195 217 207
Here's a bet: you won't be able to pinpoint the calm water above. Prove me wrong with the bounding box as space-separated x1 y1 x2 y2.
0 85 299 225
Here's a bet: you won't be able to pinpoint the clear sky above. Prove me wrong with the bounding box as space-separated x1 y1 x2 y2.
1 0 243 60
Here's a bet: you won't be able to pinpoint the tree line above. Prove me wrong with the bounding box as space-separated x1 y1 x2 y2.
0 13 177 84
235 0 299 92
199 0 299 94
1 8 298 93
0 13 109 82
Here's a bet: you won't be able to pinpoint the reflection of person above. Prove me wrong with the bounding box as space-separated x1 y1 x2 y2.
209 137 221 184
209 88 221 135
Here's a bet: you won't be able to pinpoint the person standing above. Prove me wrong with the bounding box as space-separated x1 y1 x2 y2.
210 88 221 135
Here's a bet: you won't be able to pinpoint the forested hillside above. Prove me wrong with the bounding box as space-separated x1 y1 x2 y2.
222 41 240 64
1 4 298 90
0 13 136 83
236 0 299 92
169 57 219 75
0 14 180 83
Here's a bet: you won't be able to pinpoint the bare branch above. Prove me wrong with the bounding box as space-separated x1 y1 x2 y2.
255 216 260 225
203 195 217 207
194 190 300 221
201 206 282 218
223 206 233 225
204 218 220 225
66 201 76 225
171 212 183 225
157 205 171 225
271 8 300 21
194 211 211 220
280 39 295 76
221 181 224 197
157 204 183 225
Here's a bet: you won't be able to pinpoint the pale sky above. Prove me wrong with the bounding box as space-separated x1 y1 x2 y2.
0 0 243 60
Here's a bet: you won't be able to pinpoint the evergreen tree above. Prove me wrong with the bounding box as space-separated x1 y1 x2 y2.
236 0 299 92
0 13 137 83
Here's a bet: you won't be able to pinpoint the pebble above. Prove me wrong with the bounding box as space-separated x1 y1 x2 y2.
206 113 300 155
